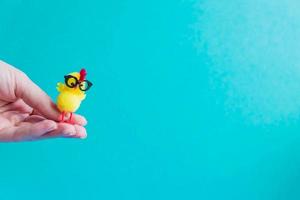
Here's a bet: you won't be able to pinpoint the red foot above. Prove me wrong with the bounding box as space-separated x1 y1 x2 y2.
66 112 74 124
59 112 74 124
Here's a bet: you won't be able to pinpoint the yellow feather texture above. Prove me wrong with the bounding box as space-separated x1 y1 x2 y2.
56 71 86 112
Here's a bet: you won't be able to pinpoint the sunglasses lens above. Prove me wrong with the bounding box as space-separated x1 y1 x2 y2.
79 80 92 91
65 76 77 88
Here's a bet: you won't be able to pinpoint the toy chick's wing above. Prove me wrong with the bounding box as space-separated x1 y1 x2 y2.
56 82 66 92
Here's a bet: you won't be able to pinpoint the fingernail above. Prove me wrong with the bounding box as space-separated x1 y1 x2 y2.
80 133 87 139
82 119 88 126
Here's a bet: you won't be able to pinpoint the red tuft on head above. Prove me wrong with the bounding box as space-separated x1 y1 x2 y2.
79 68 87 81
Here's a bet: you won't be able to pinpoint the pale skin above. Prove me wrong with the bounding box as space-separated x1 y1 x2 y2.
0 60 87 142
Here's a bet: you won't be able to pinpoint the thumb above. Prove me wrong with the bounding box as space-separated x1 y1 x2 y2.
15 72 60 121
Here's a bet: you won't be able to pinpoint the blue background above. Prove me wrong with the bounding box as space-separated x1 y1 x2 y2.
1 0 300 199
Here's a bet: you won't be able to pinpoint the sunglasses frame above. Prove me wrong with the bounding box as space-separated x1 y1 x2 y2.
64 75 93 91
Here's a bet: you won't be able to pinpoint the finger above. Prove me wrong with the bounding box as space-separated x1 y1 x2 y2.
15 72 61 121
1 111 29 125
0 120 57 142
74 124 87 139
30 109 42 116
0 115 12 130
23 114 46 123
0 99 32 114
64 113 87 126
40 123 87 139
40 123 76 138
31 109 87 126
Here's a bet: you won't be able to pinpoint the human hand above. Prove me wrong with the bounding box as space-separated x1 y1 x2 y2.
0 60 87 142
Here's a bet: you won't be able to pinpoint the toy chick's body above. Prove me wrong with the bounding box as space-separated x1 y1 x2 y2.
56 69 92 123
57 83 85 112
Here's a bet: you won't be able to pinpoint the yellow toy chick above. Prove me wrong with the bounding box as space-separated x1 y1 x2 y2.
56 68 93 123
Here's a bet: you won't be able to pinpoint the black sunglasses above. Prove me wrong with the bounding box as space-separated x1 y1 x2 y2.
64 75 93 91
